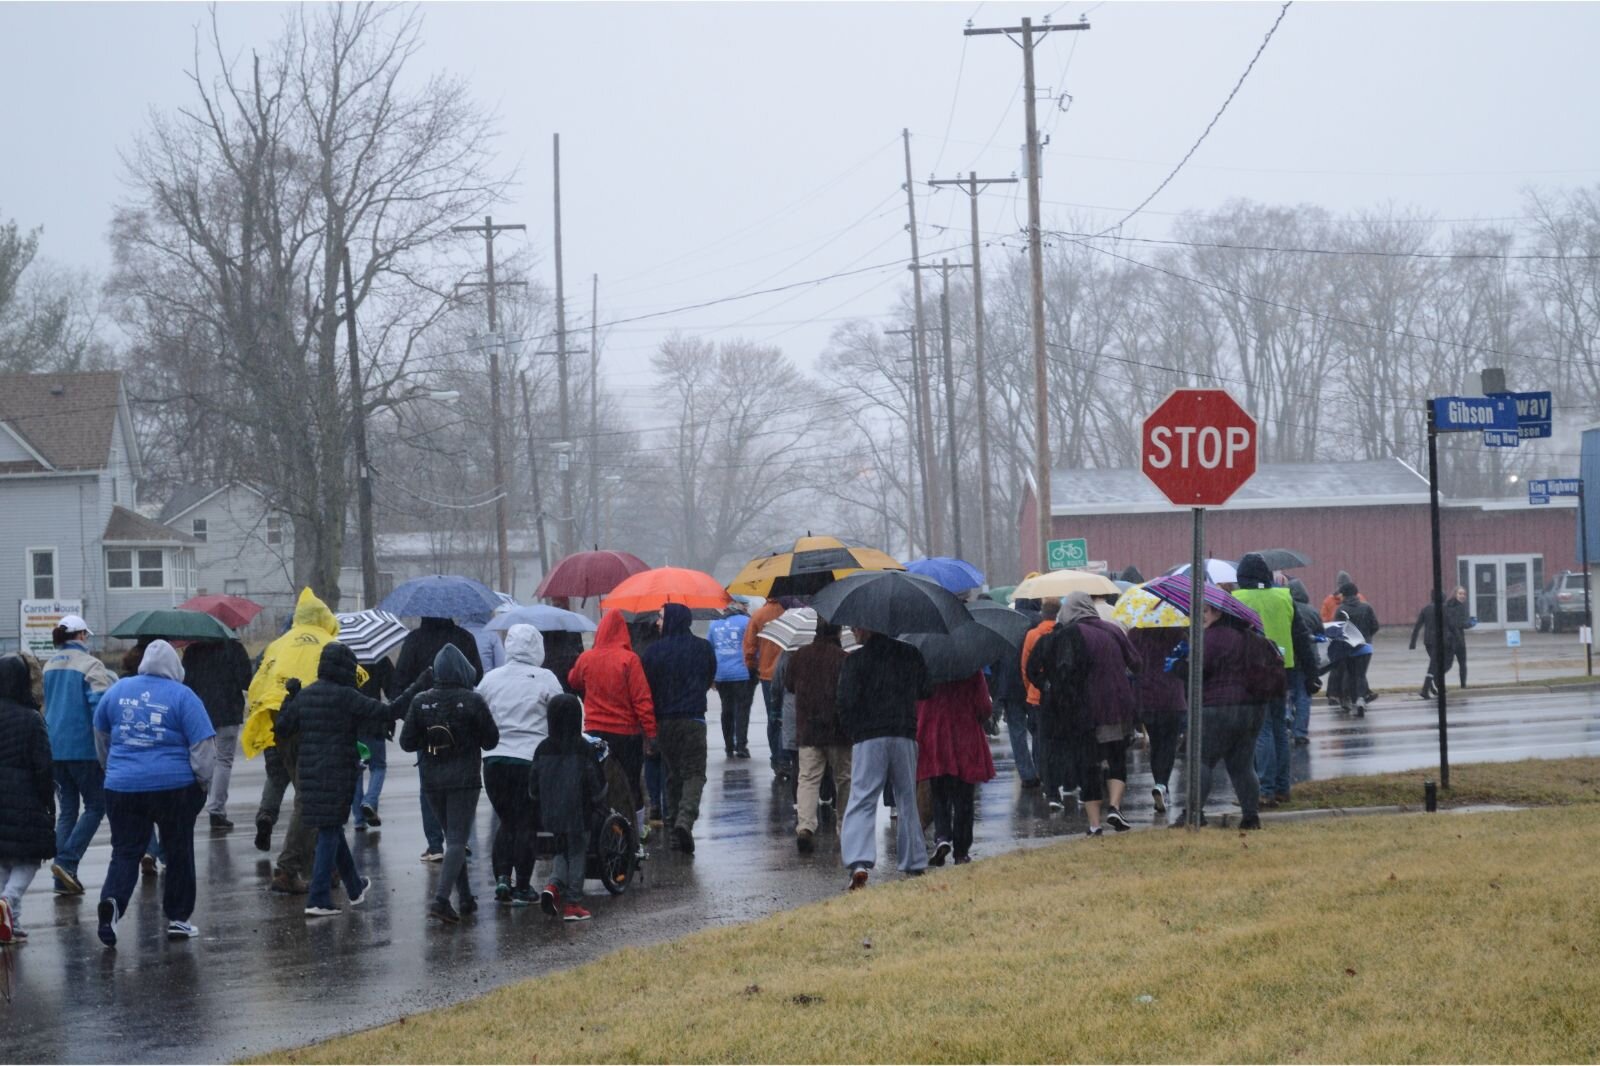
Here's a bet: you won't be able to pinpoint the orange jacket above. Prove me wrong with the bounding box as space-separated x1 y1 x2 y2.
569 610 657 739
1020 620 1056 707
743 600 787 681
1320 592 1367 622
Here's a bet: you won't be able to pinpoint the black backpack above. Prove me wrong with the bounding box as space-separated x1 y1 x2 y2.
1029 623 1094 730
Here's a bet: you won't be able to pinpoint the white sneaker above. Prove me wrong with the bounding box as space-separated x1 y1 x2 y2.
304 905 341 918
166 920 200 939
1152 784 1168 813
348 877 372 907
98 899 120 947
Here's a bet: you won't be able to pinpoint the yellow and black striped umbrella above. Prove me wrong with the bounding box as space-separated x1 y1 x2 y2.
727 535 904 599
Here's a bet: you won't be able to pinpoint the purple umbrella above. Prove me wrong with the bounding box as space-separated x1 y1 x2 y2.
1142 575 1264 633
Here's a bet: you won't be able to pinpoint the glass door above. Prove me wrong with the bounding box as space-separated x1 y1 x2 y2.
1504 560 1533 626
1472 562 1500 625
1459 554 1541 628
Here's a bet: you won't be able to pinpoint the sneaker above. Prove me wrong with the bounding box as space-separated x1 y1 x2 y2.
1239 813 1262 830
1086 825 1104 837
1151 784 1168 813
254 817 274 852
166 920 200 940
353 823 367 832
97 899 120 947
735 748 752 759
269 872 308 895
458 896 479 917
10 927 27 943
0 898 12 945
304 905 341 918
419 849 444 863
1047 798 1065 811
140 855 162 877
562 902 592 922
360 804 381 827
427 899 460 924
349 877 372 907
1355 698 1367 718
1105 807 1132 832
953 853 972 865
848 867 869 891
672 825 695 855
930 840 952 867
51 863 84 895
1020 777 1041 789
796 829 814 854
540 884 560 916
510 888 535 908
209 813 234 830
1292 735 1310 746
1169 811 1209 829
495 878 512 904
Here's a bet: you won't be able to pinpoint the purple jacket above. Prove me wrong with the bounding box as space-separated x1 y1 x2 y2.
1201 621 1251 707
1078 618 1140 729
1129 628 1187 720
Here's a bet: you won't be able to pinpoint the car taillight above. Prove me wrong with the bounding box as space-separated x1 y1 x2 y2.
1558 592 1574 601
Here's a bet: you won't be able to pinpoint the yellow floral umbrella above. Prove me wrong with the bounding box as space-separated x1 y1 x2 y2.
1111 583 1190 629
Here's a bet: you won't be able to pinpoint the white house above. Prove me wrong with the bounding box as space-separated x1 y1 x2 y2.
158 482 297 624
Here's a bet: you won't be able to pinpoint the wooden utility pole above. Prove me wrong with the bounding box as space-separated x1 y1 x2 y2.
518 371 551 575
340 247 379 609
966 16 1089 570
913 259 972 561
552 133 576 558
588 273 600 547
929 173 1016 582
901 128 942 556
450 214 527 593
885 325 927 557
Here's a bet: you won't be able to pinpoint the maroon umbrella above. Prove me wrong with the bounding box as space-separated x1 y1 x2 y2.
178 594 265 631
535 550 651 600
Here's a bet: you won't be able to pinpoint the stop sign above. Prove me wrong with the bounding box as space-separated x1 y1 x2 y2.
1141 388 1259 506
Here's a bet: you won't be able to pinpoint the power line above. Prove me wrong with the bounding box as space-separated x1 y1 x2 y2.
1049 228 1600 261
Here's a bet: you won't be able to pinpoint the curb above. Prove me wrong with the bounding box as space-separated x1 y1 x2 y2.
1371 680 1600 698
1211 803 1527 828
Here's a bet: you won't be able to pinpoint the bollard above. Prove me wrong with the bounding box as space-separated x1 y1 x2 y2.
1424 780 1438 813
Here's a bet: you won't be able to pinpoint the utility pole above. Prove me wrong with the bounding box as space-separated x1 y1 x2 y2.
901 128 943 556
588 273 600 547
929 172 1016 581
913 259 973 561
517 371 551 575
885 325 928 557
966 16 1089 570
451 214 527 594
552 133 576 559
340 247 379 609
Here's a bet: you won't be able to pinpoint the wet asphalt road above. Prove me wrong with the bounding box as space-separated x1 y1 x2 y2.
5 686 1599 1063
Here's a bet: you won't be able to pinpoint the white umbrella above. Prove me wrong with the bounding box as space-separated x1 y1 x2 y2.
335 610 409 663
756 607 860 653
1164 559 1240 585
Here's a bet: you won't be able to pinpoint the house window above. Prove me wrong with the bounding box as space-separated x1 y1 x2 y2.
224 579 248 596
111 477 118 504
27 548 56 599
192 518 207 543
266 515 283 545
107 548 166 590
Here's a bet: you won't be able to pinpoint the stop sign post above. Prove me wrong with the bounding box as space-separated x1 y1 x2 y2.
1140 389 1259 829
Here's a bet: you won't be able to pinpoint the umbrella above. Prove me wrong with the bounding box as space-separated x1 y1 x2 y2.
601 567 732 614
1142 575 1264 633
1010 569 1122 601
535 550 651 600
1111 584 1190 629
335 610 410 662
726 535 904 599
965 599 1036 649
987 584 1018 606
1244 548 1311 571
109 609 236 642
1164 559 1240 585
378 575 502 619
754 607 860 653
178 594 264 630
901 621 1014 684
487 604 597 634
904 557 985 595
811 570 971 636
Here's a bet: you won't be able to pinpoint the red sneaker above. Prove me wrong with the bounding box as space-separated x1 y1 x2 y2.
539 884 560 916
562 902 592 922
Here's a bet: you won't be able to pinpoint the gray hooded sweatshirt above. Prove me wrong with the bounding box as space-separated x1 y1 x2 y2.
474 624 563 763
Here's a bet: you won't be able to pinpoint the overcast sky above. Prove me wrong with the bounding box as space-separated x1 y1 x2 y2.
5 1 1599 422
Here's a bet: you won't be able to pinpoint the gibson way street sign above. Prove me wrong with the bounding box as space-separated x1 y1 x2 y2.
1141 388 1259 507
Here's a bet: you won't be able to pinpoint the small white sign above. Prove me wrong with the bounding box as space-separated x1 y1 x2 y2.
1505 629 1523 648
1580 626 1593 646
19 598 84 658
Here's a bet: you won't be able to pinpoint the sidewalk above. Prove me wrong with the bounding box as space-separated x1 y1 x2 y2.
1363 627 1595 691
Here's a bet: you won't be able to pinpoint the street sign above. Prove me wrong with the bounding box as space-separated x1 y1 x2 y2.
1530 493 1550 506
1483 428 1520 448
1045 537 1088 569
1530 478 1581 497
1506 629 1522 648
1431 396 1515 433
1494 391 1553 439
1140 388 1259 507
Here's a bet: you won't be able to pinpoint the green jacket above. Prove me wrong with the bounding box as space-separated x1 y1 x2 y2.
1232 586 1296 669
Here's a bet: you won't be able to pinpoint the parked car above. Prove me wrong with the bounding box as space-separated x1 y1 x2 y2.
1536 571 1593 632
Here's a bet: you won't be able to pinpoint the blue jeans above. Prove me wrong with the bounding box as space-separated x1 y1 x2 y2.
53 760 106 876
1254 698 1292 799
420 789 443 853
761 679 786 772
1000 700 1038 783
352 737 387 826
644 749 666 814
308 826 362 909
1287 668 1311 741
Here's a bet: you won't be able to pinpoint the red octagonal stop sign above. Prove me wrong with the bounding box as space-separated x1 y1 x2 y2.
1141 388 1259 506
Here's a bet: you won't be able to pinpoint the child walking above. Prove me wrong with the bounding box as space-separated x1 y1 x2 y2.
0 654 54 944
532 694 606 922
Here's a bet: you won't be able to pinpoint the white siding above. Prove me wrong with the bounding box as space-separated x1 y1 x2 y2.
181 487 297 620
0 474 105 645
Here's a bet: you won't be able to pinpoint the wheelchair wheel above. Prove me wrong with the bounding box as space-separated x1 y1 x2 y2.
597 812 638 896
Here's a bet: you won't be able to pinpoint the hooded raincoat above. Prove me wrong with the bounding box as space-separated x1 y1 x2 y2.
1231 553 1297 668
0 654 55 862
241 589 345 758
530 693 606 840
568 610 656 738
399 645 500 792
640 603 718 722
475 625 563 762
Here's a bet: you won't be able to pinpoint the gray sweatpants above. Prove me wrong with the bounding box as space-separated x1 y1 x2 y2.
840 736 927 873
206 725 240 817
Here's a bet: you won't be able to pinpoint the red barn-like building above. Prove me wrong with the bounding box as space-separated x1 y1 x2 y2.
1019 458 1580 630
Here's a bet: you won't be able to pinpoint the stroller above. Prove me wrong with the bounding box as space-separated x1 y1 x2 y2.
534 734 641 896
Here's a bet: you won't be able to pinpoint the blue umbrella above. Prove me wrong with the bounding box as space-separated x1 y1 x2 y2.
905 557 985 595
486 604 597 634
378 575 502 620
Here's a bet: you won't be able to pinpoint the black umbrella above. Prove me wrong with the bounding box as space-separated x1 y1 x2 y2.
1246 548 1312 571
902 622 1014 684
810 570 971 636
965 600 1035 650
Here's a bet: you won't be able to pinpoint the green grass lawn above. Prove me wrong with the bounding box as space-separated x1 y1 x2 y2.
1278 755 1600 812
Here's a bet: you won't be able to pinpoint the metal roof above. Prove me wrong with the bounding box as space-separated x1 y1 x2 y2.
1048 458 1431 516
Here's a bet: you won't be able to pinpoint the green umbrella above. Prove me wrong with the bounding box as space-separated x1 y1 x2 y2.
109 608 237 641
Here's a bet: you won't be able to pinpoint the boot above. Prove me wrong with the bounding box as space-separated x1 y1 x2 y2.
1419 675 1436 699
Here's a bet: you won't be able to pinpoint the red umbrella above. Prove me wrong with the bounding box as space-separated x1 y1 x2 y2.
535 550 651 600
600 567 732 614
178 594 265 630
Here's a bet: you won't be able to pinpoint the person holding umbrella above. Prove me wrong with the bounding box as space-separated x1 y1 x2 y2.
785 621 852 853
181 636 253 831
639 604 718 855
393 616 484 862
707 604 755 759
743 598 791 777
916 668 995 865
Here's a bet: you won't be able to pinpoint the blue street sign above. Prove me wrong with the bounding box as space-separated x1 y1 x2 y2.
1483 428 1520 448
1530 477 1582 497
1529 493 1550 506
1501 391 1553 439
1432 396 1516 433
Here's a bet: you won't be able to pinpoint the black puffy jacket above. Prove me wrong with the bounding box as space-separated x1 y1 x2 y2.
0 655 56 861
275 643 428 828
531 694 606 841
183 639 253 729
400 645 500 792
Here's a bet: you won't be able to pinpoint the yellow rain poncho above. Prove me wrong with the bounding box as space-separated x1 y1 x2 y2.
241 588 359 758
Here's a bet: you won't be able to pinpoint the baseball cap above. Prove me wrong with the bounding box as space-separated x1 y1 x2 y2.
58 613 92 635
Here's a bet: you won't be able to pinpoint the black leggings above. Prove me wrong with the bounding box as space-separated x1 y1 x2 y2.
594 732 644 814
928 776 976 858
1144 716 1183 789
1074 736 1129 804
483 760 535 890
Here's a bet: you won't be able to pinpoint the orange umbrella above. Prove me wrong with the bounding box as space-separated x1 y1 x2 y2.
600 567 732 614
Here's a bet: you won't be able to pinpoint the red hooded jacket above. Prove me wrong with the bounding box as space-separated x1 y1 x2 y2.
568 610 657 739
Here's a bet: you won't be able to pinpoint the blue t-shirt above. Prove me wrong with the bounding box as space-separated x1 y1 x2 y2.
94 675 216 792
707 615 751 682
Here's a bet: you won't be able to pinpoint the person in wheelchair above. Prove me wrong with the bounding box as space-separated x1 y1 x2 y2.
532 694 609 922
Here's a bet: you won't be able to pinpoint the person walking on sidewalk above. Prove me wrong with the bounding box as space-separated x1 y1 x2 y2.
392 616 484 864
351 655 395 832
1335 581 1381 714
532 694 607 922
786 621 852 853
0 655 54 945
989 599 1041 790
1411 587 1471 697
708 606 755 758
916 671 996 865
1129 626 1186 816
1021 598 1073 807
43 614 117 895
837 627 932 889
1233 553 1310 806
92 641 216 946
182 636 253 831
1286 580 1324 743
743 597 793 777
570 610 657 840
641 603 718 855
476 625 562 905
